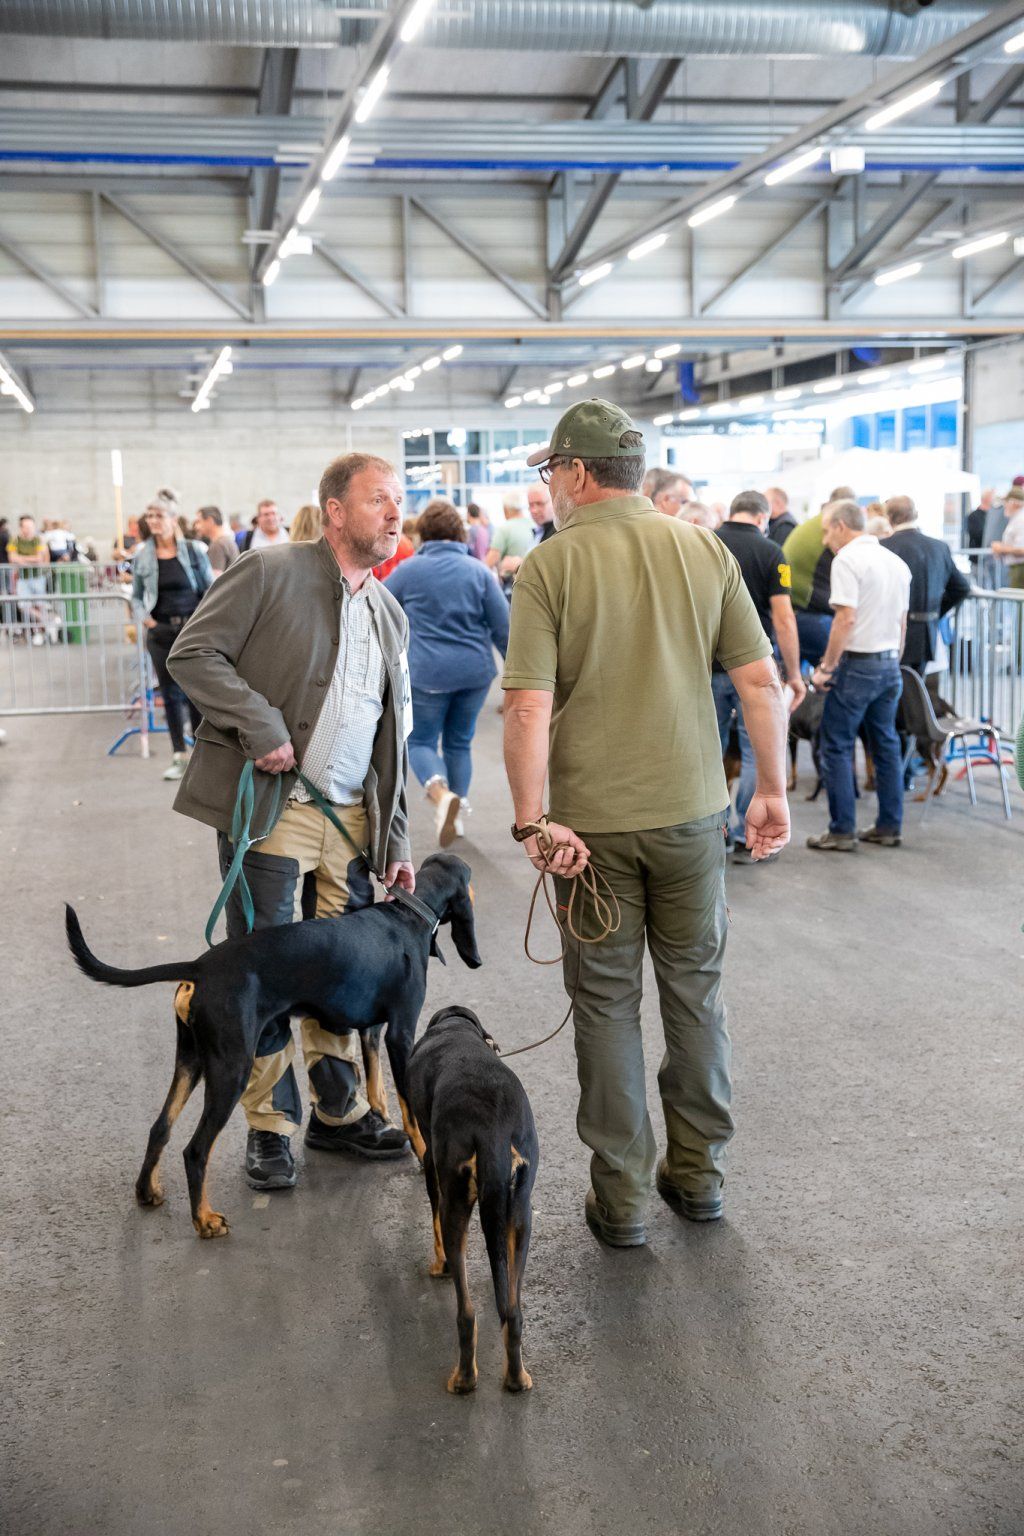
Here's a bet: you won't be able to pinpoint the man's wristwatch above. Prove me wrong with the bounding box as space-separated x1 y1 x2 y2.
511 818 547 843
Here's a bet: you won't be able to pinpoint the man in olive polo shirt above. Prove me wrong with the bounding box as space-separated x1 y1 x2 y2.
503 401 790 1247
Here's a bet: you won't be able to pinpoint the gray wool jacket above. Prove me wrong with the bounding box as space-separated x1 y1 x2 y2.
166 537 412 872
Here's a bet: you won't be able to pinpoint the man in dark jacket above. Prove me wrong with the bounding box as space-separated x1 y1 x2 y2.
884 495 972 674
766 487 797 547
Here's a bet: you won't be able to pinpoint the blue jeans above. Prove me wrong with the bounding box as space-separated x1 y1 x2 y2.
711 672 755 840
819 656 904 835
796 609 833 668
409 684 492 799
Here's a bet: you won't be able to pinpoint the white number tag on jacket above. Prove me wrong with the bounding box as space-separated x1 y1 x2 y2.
399 650 413 740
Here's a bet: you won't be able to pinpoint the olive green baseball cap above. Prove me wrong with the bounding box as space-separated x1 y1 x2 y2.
526 397 643 467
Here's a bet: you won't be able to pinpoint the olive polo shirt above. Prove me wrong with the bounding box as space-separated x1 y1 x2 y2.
502 494 772 834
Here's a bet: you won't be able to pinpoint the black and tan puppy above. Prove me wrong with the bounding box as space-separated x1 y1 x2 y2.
407 1006 538 1395
65 853 479 1239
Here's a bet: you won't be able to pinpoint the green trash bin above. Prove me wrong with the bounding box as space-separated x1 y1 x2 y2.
53 564 90 644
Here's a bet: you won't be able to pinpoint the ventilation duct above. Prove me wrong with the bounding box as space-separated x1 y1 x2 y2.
0 0 995 55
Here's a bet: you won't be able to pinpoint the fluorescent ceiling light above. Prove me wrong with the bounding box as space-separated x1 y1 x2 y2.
707 401 731 416
567 372 589 386
908 356 947 375
653 414 674 426
505 396 522 408
644 359 663 373
0 357 34 413
296 187 321 226
874 260 922 286
400 0 435 43
263 258 281 287
1004 27 1024 53
738 394 764 409
404 366 422 381
592 364 616 379
355 65 390 124
830 146 865 174
678 408 700 421
621 354 646 370
774 386 801 402
654 344 681 359
523 389 544 401
864 79 942 133
421 355 441 371
627 232 668 261
321 135 351 182
351 400 364 411
951 231 1008 260
764 146 824 186
578 262 614 287
688 195 737 229
442 344 463 361
857 368 890 384
546 381 565 394
813 378 844 394
280 231 312 258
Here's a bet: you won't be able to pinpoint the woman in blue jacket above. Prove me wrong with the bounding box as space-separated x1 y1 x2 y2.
386 499 510 845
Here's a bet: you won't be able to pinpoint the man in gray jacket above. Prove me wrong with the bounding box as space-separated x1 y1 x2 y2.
168 453 415 1190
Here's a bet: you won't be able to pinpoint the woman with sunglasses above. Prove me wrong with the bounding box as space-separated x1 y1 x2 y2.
131 494 214 780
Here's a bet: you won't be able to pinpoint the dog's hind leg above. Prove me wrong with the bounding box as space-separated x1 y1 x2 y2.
481 1154 534 1393
361 1027 391 1123
182 1049 250 1240
441 1188 477 1394
424 1153 449 1279
135 1014 201 1209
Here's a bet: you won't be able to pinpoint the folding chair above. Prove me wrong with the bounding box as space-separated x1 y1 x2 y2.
899 665 1011 821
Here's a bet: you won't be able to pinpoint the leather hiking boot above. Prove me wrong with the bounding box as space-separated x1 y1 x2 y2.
584 1189 646 1248
245 1129 297 1191
304 1108 410 1160
806 831 857 852
858 825 902 847
656 1161 723 1222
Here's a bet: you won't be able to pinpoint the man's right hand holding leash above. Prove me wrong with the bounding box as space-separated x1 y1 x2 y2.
516 818 590 877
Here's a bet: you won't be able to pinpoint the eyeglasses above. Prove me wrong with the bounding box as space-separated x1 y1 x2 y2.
538 457 571 485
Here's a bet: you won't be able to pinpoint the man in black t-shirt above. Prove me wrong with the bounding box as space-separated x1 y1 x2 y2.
713 490 804 862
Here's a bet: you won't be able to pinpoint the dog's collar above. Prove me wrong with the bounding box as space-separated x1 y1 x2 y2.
388 885 440 936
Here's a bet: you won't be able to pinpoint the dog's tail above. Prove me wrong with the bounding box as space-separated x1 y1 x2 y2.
65 904 201 991
478 1141 532 1321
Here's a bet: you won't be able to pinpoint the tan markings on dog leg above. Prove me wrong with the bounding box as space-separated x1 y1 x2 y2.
468 883 474 905
502 1323 533 1393
447 1232 478 1394
173 981 195 1025
363 1038 390 1122
396 1094 426 1163
192 1136 229 1240
458 1152 478 1204
510 1144 527 1175
429 1209 449 1278
447 1317 478 1395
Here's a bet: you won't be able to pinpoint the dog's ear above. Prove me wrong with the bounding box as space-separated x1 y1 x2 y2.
430 932 447 966
449 889 481 970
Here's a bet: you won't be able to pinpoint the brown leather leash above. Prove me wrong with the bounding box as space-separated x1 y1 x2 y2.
501 818 621 1059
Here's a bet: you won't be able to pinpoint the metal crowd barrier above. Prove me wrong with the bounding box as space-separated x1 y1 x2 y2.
949 548 1008 592
0 585 151 757
942 590 1024 744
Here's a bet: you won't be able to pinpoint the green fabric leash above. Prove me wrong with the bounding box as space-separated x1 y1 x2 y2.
204 763 368 948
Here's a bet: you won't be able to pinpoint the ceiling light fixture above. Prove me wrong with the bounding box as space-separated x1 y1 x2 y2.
566 372 589 387
400 0 436 43
404 366 422 381
191 345 233 414
321 134 351 182
908 356 947 375
621 355 646 370
864 79 943 132
442 344 463 361
857 368 891 384
653 414 674 426
355 65 390 124
505 396 522 408
545 381 565 394
592 364 616 379
688 195 737 229
764 146 824 186
738 394 765 409
578 261 614 288
627 232 668 261
678 408 700 421
707 400 731 416
654 344 681 360
1005 27 1024 53
263 258 281 287
874 260 923 286
0 352 34 413
951 230 1008 260
812 378 844 394
645 359 663 373
774 386 802 402
296 187 321 226
421 355 441 371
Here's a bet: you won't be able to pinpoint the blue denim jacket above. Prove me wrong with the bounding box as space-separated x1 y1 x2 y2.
384 541 509 692
131 538 213 619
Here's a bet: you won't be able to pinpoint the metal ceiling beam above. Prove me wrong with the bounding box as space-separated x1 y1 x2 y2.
0 224 97 318
551 57 682 282
552 0 1024 280
831 61 1024 285
248 48 299 273
839 195 964 305
91 190 104 316
314 242 405 319
700 197 832 315
973 252 1024 308
101 192 253 322
408 196 548 321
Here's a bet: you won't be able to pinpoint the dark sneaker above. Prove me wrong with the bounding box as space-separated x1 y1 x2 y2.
858 825 902 847
584 1189 646 1248
245 1129 297 1191
304 1108 410 1160
656 1160 723 1222
806 831 857 852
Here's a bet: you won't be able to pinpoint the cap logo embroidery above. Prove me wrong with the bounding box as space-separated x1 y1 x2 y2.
562 436 571 447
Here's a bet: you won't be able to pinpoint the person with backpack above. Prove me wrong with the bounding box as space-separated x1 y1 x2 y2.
131 493 213 780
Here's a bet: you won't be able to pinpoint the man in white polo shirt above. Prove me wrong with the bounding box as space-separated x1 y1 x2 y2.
806 498 911 852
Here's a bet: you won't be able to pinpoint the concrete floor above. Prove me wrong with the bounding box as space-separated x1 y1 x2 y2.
2 697 1022 1536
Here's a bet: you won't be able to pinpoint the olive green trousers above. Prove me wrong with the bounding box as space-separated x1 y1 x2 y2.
555 811 733 1223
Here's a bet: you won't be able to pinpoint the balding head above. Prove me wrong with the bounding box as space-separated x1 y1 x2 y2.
885 495 917 529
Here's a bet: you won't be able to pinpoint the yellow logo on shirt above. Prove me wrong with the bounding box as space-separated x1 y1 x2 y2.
778 562 792 588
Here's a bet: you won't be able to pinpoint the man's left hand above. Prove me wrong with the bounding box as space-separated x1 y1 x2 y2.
745 794 791 861
382 861 416 899
811 666 833 692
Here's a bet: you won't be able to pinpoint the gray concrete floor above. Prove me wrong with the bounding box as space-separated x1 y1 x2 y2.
2 697 1022 1536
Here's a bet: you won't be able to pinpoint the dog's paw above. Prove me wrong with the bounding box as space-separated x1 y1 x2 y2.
194 1211 230 1239
503 1369 533 1393
446 1367 478 1395
429 1258 451 1279
136 1181 165 1208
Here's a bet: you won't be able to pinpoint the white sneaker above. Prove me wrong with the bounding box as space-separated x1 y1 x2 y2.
31 632 44 647
163 751 190 781
455 798 471 838
434 789 461 847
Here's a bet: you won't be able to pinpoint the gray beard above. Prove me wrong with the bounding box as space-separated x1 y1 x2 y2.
348 530 397 567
